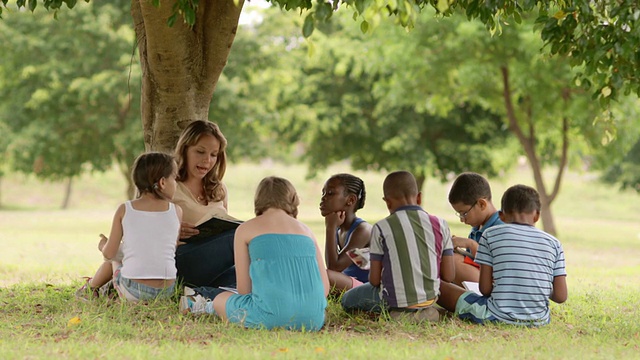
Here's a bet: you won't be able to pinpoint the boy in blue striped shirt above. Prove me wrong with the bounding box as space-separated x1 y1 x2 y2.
437 184 568 326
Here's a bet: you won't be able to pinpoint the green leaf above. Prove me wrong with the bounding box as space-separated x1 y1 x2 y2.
316 2 330 20
184 6 196 26
302 14 315 38
167 13 178 27
513 11 521 24
360 20 369 34
28 0 37 11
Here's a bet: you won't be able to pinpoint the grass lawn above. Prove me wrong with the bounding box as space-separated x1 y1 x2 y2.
1 163 639 359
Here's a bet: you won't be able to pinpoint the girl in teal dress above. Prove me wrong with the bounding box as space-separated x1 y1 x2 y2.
180 176 330 331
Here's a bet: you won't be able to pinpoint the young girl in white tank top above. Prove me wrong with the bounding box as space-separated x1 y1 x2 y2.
99 152 183 302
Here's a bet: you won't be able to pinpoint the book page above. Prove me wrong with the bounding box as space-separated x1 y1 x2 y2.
462 281 482 296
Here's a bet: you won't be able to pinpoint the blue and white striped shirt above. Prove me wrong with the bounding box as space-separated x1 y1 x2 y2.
475 223 566 325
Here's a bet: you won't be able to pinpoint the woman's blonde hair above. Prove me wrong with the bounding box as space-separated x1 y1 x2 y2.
174 120 227 203
254 176 300 218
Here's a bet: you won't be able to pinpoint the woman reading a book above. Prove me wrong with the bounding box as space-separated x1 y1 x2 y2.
172 120 238 291
75 120 236 300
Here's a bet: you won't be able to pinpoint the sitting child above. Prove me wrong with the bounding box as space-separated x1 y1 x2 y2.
99 152 182 302
437 184 568 326
320 173 372 293
341 171 454 322
448 172 503 286
180 176 330 331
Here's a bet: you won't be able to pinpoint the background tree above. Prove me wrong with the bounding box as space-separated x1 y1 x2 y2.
358 11 605 235
265 10 512 189
0 1 143 201
246 8 609 234
5 0 640 153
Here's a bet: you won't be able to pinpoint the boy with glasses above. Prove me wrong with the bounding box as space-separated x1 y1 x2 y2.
437 184 567 325
448 172 503 286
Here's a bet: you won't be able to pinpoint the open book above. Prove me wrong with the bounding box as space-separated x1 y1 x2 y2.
183 216 243 243
462 281 482 296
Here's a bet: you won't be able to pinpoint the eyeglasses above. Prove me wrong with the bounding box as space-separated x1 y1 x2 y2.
455 200 477 219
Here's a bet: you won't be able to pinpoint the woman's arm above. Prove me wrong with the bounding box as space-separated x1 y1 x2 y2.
234 225 252 295
102 204 125 260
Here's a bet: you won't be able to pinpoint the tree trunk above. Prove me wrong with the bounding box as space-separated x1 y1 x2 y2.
61 177 73 210
501 66 569 236
131 0 245 152
414 172 426 195
120 164 136 200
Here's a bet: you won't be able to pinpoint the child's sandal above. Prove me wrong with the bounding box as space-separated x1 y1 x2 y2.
75 277 99 301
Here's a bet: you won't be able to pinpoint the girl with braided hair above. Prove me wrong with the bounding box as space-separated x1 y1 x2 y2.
319 173 372 293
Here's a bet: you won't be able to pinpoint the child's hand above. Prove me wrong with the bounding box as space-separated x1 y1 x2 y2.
452 236 472 249
180 222 199 239
324 211 346 229
98 234 108 252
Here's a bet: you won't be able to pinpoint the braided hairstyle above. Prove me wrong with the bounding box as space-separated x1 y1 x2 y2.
329 173 366 211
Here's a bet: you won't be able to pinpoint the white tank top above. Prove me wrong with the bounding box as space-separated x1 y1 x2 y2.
120 201 179 280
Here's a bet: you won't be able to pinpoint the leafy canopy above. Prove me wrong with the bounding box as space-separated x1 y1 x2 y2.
4 0 640 104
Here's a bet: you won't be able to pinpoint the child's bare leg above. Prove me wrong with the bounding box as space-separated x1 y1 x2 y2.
212 291 235 319
327 269 355 293
437 281 467 313
452 253 479 286
88 261 113 289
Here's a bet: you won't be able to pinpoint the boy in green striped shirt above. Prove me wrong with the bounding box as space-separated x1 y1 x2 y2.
341 171 455 322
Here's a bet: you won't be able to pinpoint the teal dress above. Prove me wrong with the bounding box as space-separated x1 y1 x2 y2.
225 234 327 331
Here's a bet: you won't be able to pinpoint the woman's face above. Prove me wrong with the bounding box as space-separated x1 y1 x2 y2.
184 134 221 181
319 177 348 217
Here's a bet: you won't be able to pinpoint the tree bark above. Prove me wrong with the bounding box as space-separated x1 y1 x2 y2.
501 66 569 236
415 172 426 195
117 161 136 200
62 177 73 210
131 0 244 152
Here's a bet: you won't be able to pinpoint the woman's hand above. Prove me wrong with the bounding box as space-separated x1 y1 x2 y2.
180 222 199 239
324 211 346 229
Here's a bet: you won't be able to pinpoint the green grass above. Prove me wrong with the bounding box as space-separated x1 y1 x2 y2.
1 163 639 359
